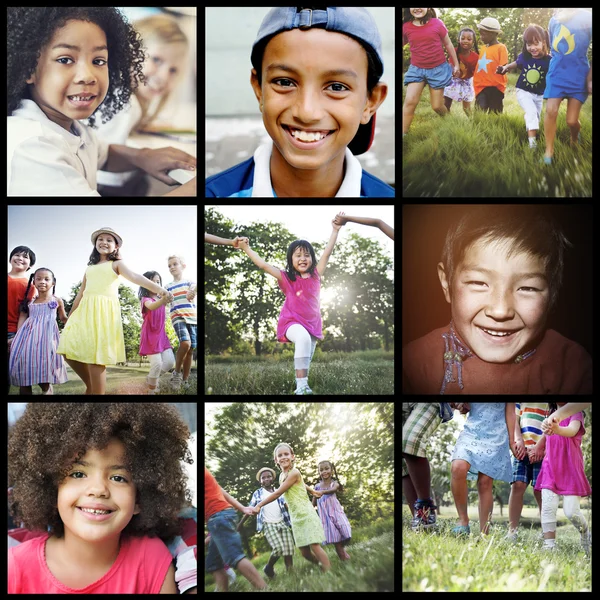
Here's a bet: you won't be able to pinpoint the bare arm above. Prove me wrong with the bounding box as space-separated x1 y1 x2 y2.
317 218 341 277
238 239 282 282
56 297 69 324
221 488 248 512
205 233 248 247
159 563 178 594
142 295 169 312
114 261 166 295
442 33 460 69
334 214 394 240
555 420 582 438
256 470 300 509
69 273 87 316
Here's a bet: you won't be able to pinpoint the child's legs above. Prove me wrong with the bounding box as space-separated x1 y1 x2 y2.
403 81 426 133
309 543 331 571
65 358 91 392
540 488 560 539
285 323 314 378
175 340 191 372
402 474 418 516
477 473 494 534
429 87 448 116
212 569 229 592
566 98 584 141
516 88 541 135
402 454 431 500
563 495 588 533
299 546 319 563
182 345 194 379
544 98 562 157
451 459 471 525
444 95 453 111
147 353 163 389
462 101 472 116
236 558 268 589
508 481 528 532
88 364 106 395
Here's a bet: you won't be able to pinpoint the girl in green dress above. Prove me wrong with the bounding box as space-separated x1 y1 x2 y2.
252 443 331 572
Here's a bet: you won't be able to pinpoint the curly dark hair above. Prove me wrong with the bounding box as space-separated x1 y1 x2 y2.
8 403 193 542
7 7 146 128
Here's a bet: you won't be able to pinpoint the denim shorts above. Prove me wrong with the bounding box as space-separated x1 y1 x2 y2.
206 508 246 572
404 61 453 89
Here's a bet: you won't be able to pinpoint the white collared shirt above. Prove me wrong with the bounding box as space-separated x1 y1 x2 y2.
251 139 363 197
7 99 109 196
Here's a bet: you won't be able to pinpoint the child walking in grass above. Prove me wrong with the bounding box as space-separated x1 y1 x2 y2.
451 403 516 536
402 8 460 137
238 217 342 395
252 443 330 571
534 403 591 554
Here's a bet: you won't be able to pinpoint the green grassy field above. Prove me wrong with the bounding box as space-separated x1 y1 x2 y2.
402 73 592 197
402 505 591 591
204 350 394 395
205 518 394 592
9 363 197 395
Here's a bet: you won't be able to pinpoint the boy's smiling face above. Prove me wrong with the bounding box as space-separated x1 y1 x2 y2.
26 19 108 132
251 27 387 196
438 237 551 363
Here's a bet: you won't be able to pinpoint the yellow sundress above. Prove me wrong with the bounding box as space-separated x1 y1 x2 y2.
57 261 126 365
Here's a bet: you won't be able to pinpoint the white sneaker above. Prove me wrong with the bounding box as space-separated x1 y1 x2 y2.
581 529 591 555
170 371 183 391
294 385 314 395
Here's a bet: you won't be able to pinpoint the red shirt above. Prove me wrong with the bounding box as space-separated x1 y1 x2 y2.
8 533 172 593
402 18 449 69
403 326 593 394
205 467 232 522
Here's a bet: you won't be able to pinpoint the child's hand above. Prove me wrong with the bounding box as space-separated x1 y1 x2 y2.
312 490 323 498
527 444 544 464
332 211 345 230
587 79 592 94
333 212 347 227
237 238 249 251
496 65 507 75
542 416 560 435
242 506 256 516
452 64 460 77
512 438 526 461
137 147 196 184
232 236 249 249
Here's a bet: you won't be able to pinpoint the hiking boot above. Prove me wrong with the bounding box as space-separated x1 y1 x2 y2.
411 498 438 531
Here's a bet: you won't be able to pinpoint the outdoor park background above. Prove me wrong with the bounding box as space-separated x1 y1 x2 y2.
204 205 395 395
402 8 593 197
8 205 197 395
205 401 394 592
402 404 592 592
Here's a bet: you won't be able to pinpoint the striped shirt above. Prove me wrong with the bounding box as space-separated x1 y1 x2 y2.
165 279 196 326
515 403 549 446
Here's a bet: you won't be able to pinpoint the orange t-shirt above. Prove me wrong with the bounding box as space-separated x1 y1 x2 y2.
473 43 509 95
205 467 232 522
7 275 36 333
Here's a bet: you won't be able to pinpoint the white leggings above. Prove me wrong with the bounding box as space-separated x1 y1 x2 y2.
147 348 176 381
285 324 318 371
540 488 588 534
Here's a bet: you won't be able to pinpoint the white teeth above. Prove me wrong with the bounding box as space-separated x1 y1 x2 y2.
69 96 93 102
290 128 328 142
80 508 111 514
481 327 515 337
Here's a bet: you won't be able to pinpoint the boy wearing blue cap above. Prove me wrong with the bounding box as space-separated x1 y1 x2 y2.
205 7 394 197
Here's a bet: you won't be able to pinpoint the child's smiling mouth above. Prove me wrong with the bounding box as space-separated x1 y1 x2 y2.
281 124 336 150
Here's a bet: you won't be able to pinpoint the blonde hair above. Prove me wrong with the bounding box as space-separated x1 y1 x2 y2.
273 443 294 471
168 254 186 266
132 15 189 130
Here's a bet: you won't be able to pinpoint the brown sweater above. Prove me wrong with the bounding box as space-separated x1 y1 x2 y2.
403 326 592 395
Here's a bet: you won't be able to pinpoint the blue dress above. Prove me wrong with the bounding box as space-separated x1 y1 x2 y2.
451 403 512 482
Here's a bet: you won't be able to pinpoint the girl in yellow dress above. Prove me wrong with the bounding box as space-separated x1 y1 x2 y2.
57 227 172 394
252 443 330 572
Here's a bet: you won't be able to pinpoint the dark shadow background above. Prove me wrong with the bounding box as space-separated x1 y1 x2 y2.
402 203 593 356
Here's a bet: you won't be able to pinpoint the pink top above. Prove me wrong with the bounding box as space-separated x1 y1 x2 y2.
534 412 592 497
8 533 173 593
402 18 449 69
276 270 323 342
139 297 172 356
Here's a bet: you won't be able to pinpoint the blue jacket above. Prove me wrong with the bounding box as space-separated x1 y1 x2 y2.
205 142 395 197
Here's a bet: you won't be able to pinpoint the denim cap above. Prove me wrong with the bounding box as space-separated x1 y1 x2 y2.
251 7 384 154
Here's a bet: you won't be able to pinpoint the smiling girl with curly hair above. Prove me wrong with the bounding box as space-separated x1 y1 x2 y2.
8 403 193 593
7 7 196 196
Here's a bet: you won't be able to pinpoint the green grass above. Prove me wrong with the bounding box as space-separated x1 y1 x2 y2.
402 73 592 197
204 350 394 395
205 519 394 592
402 506 591 591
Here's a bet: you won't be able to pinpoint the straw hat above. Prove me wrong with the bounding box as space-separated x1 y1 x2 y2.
477 17 502 33
256 467 276 482
91 227 123 247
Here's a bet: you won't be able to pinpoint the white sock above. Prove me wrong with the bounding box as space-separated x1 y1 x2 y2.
296 377 308 390
529 137 537 148
543 538 556 548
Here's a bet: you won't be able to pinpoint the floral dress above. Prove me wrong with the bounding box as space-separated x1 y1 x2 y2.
451 402 512 482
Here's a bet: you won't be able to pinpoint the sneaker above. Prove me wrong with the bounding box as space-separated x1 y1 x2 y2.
505 530 518 543
263 564 275 579
295 385 314 395
41 384 53 395
170 371 183 391
451 524 471 537
411 499 438 531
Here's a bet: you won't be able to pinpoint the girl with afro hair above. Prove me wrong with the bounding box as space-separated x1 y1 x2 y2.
8 403 193 593
7 7 196 196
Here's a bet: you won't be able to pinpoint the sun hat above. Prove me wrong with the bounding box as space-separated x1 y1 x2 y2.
477 17 502 33
256 467 277 482
91 227 123 247
251 7 384 155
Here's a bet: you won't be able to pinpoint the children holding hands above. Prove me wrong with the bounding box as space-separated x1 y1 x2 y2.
205 233 250 248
